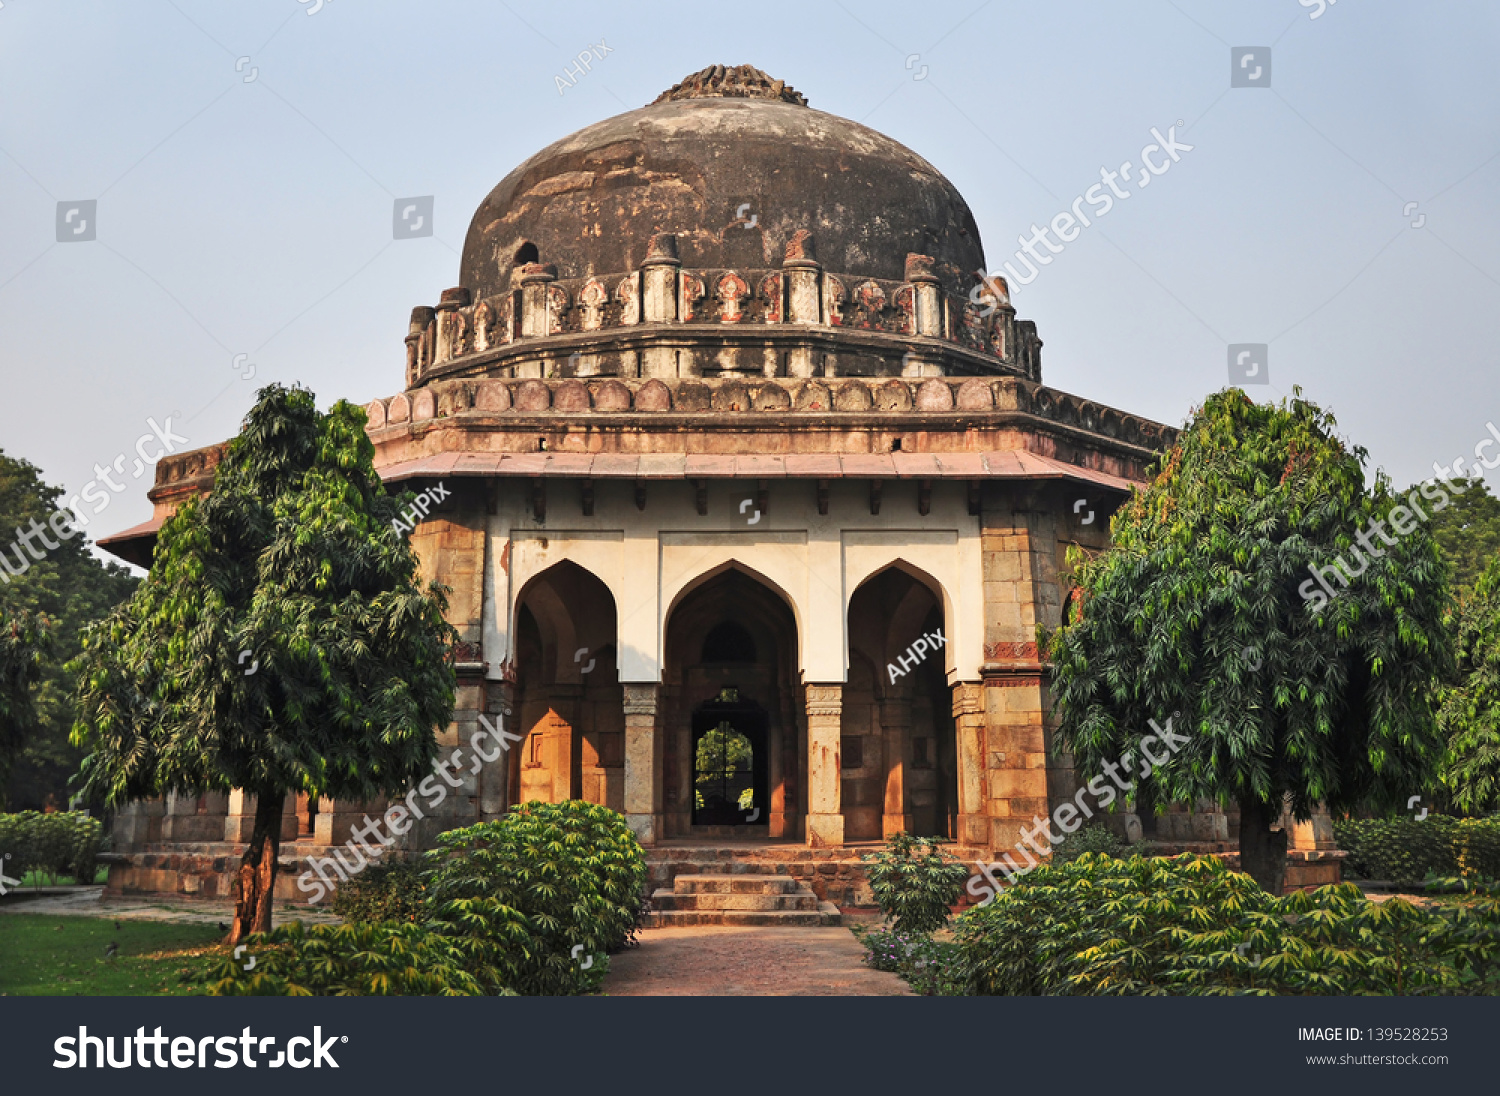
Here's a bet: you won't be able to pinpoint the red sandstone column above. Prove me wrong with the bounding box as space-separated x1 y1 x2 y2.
881 693 914 838
952 683 989 846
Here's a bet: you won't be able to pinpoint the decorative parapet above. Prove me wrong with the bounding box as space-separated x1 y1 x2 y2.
402 234 1038 389
363 374 1175 455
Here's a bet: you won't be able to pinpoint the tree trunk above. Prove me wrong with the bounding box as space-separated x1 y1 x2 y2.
1237 793 1288 896
229 791 284 947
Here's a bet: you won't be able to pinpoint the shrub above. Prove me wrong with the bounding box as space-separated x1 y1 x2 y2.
0 811 103 885
1051 822 1133 864
860 833 970 936
858 927 965 996
1334 816 1500 886
422 800 647 995
201 921 506 996
954 852 1500 996
331 858 426 925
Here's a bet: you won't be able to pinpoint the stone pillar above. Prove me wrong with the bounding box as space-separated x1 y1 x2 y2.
640 234 681 376
114 798 164 849
881 694 913 838
433 286 471 364
805 684 844 847
641 233 680 323
951 684 988 845
784 230 821 324
783 230 821 377
519 263 557 338
623 683 662 845
905 253 942 337
314 799 372 848
478 680 516 822
222 789 298 843
406 306 433 387
1280 799 1338 851
160 791 197 843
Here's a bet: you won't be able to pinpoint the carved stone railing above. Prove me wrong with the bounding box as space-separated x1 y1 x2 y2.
403 233 1040 387
365 374 1174 455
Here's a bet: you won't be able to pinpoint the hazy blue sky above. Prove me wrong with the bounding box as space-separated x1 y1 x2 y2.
2 0 1497 556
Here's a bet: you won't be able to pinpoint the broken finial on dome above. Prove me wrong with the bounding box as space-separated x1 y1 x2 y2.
652 65 808 107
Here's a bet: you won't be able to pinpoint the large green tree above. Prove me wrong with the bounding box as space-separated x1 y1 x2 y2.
0 607 52 795
1050 389 1453 894
1439 556 1500 813
1421 474 1500 601
70 386 456 943
0 450 137 808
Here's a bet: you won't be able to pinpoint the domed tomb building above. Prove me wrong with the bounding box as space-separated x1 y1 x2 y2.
98 66 1258 908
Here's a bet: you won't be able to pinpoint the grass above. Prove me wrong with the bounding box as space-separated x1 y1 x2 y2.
0 914 223 996
15 867 110 887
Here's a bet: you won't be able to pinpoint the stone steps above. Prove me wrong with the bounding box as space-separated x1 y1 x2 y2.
643 871 842 928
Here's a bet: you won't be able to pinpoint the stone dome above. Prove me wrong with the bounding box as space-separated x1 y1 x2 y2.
460 65 986 301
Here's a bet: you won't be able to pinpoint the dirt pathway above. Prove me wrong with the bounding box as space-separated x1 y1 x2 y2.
602 925 912 996
0 886 340 927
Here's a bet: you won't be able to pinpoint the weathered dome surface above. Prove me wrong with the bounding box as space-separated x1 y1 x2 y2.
461 66 986 301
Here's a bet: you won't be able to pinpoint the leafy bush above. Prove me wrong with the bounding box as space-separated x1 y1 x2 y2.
858 927 965 996
860 833 970 936
1051 822 1133 864
201 921 505 996
1334 816 1500 886
331 858 426 925
0 811 103 885
422 800 647 995
955 852 1500 995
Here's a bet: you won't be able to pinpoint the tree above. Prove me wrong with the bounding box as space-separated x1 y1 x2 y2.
70 385 456 944
1421 474 1500 601
1050 389 1453 894
1439 556 1500 813
0 449 136 809
0 607 51 794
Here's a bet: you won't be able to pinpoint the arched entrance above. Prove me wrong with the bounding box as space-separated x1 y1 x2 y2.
845 565 958 840
663 566 800 839
510 560 623 810
690 688 769 827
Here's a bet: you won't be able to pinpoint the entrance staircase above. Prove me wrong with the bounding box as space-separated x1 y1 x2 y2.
645 868 842 927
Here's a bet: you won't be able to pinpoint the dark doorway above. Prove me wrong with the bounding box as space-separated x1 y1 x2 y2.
691 688 768 827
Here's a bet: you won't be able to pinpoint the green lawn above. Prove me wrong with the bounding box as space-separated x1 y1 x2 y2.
0 914 224 995
15 867 111 887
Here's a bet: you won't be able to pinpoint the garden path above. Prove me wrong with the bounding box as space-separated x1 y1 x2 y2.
0 886 340 926
602 925 912 996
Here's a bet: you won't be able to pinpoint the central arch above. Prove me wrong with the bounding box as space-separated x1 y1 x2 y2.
662 565 801 840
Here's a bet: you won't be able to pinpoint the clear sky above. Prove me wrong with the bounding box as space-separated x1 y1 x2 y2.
2 0 1497 559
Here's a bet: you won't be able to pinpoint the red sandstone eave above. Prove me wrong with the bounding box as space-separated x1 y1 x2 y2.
97 449 1138 567
375 449 1139 492
96 515 164 569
